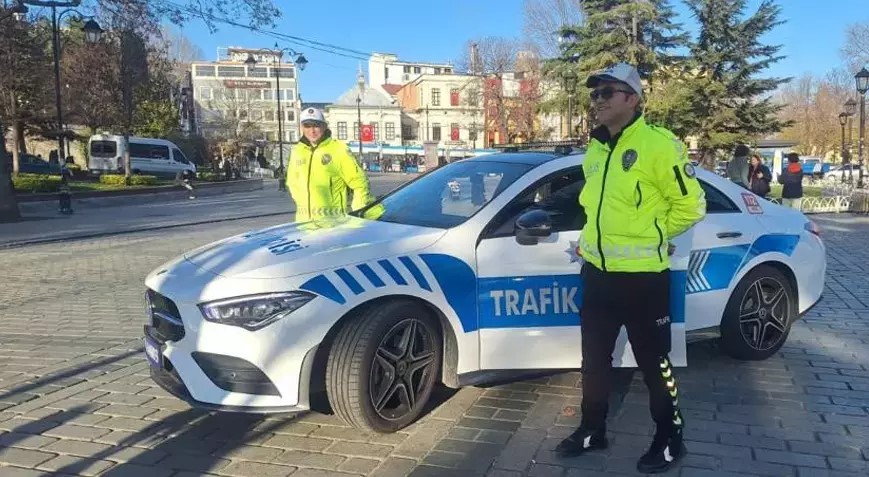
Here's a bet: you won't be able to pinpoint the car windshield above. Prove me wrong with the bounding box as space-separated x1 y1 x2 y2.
356 160 533 228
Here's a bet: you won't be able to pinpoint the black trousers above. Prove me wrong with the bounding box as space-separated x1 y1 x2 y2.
579 262 683 432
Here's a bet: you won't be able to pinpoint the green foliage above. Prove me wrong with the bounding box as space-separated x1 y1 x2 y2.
99 174 158 186
683 0 792 166
196 171 222 182
12 174 62 193
133 99 181 138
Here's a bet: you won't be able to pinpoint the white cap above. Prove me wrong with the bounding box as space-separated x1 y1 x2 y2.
586 63 643 98
300 107 326 124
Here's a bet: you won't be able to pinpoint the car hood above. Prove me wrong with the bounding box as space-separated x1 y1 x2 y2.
182 216 447 279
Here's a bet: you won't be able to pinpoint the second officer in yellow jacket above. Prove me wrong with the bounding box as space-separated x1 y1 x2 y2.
286 107 373 222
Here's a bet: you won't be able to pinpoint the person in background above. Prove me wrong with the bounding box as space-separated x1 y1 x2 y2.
777 152 804 210
726 144 751 188
748 153 772 198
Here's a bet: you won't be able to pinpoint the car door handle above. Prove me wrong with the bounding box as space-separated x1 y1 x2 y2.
717 231 743 238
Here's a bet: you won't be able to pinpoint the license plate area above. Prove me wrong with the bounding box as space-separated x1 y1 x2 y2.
144 335 163 368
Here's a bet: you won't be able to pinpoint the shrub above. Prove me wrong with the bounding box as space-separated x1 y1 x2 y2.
197 171 221 182
99 174 158 186
12 173 63 193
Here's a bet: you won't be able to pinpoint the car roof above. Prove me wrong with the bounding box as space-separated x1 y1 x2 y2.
465 151 566 166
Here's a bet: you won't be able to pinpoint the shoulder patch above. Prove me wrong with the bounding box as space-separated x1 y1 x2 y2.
683 162 696 178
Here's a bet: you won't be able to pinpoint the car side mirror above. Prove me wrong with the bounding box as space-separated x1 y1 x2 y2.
515 209 552 245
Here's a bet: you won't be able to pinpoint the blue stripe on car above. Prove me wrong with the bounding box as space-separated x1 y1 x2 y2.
299 275 345 304
335 268 365 295
356 264 386 288
419 254 478 332
689 234 799 295
399 256 432 292
378 259 408 285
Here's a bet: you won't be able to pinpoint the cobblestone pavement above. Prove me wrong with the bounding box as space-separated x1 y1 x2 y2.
0 213 868 477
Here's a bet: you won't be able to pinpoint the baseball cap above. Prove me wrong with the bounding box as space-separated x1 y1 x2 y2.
300 107 326 124
586 63 643 98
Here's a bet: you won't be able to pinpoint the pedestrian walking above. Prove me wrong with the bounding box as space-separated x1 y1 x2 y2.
286 107 373 222
726 144 751 189
777 152 803 210
748 153 772 198
555 62 707 474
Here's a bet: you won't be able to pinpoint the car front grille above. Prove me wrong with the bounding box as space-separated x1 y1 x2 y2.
146 288 185 343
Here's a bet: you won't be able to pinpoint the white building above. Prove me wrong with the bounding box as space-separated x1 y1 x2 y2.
324 70 403 149
190 46 303 163
367 53 455 96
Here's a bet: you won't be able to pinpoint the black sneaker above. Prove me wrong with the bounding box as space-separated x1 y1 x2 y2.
554 426 608 458
636 427 687 474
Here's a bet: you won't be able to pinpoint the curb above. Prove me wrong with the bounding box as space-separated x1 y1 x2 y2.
0 210 293 250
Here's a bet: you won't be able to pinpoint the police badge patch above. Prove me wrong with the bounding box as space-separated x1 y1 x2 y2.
321 154 332 165
683 162 696 178
622 149 638 171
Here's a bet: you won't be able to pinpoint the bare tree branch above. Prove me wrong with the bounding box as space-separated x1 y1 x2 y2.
521 0 584 58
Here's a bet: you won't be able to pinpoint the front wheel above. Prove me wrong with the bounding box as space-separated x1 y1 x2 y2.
326 300 442 432
720 265 796 360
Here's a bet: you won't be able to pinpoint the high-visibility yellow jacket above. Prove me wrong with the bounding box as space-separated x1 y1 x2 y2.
578 115 706 272
285 134 373 222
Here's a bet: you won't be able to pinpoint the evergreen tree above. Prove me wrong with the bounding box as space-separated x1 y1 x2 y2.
543 0 688 137
683 0 792 167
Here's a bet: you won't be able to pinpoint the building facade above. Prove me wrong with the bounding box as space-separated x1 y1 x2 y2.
189 46 302 165
324 71 403 148
367 53 455 97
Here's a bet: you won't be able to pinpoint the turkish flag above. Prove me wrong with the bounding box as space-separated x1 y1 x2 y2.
451 126 460 141
361 124 373 142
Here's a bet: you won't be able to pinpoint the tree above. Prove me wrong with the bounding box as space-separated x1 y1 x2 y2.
544 0 688 137
683 0 792 168
458 37 521 145
775 71 853 159
841 21 869 72
521 0 584 58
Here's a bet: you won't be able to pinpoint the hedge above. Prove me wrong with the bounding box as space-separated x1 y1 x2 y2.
98 174 158 186
13 174 63 193
197 171 222 182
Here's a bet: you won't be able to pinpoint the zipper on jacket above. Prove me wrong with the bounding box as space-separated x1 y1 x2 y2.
306 144 319 218
595 148 615 271
653 218 664 262
635 182 643 209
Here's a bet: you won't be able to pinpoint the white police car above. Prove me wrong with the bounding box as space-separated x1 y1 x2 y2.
143 151 826 432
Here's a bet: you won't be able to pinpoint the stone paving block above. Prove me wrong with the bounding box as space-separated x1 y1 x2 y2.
421 449 497 473
157 453 231 473
217 461 296 477
41 439 112 458
211 444 283 463
36 455 115 476
370 457 418 477
326 441 394 458
272 449 346 469
721 456 798 476
527 462 566 477
290 468 362 477
0 433 58 450
100 462 175 477
392 418 454 459
42 424 111 441
101 445 168 465
491 428 545 472
93 429 167 448
0 448 56 468
337 457 381 474
261 434 333 452
93 404 158 419
0 466 50 477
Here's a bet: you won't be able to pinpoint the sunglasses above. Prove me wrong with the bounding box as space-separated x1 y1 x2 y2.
590 86 634 101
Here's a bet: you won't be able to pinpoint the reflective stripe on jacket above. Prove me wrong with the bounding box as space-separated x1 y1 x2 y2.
285 133 373 222
578 115 707 272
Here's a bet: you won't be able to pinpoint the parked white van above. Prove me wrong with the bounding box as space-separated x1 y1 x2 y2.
88 134 196 178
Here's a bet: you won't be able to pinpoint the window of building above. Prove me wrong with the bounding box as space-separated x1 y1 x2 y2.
197 87 212 100
194 65 215 77
264 110 275 122
337 122 347 140
385 122 395 140
469 129 478 141
353 122 359 140
403 65 410 73
263 89 273 101
271 67 295 79
248 67 268 78
218 66 245 77
432 123 441 141
250 109 263 121
445 68 452 74
239 109 248 120
247 89 262 101
384 66 389 81
372 122 379 141
431 88 441 106
450 88 459 106
287 130 296 142
266 131 276 141
434 67 441 74
413 66 421 74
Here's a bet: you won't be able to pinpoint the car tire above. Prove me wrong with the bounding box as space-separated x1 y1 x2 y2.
326 300 442 433
720 265 796 360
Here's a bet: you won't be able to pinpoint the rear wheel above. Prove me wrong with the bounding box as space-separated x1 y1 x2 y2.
720 265 795 360
326 300 442 432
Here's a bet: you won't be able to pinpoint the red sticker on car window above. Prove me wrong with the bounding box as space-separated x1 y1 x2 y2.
741 193 763 214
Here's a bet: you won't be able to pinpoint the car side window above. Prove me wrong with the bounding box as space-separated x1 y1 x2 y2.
485 168 586 238
700 180 740 213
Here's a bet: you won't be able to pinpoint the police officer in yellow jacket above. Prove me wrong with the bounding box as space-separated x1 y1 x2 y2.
286 107 374 222
555 63 706 474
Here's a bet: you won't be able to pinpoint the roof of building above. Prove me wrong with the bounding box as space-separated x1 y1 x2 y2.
381 84 403 95
332 84 398 108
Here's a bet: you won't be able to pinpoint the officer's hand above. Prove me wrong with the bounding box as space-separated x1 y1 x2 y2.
668 242 676 256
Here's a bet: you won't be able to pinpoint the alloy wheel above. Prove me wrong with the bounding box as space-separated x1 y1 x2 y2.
738 277 790 351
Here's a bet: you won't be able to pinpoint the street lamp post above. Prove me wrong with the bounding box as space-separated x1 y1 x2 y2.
839 112 848 183
245 44 307 190
15 0 102 164
845 98 857 183
356 71 364 160
561 70 577 139
855 67 869 189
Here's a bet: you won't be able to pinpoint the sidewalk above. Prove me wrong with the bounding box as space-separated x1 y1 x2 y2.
0 185 295 249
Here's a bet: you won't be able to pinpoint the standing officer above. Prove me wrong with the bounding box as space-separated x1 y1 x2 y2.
287 107 374 222
555 63 706 474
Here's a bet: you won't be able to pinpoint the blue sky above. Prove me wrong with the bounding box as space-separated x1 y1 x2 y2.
174 0 868 103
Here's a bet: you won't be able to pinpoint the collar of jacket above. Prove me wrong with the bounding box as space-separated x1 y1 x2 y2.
299 129 333 149
590 112 643 150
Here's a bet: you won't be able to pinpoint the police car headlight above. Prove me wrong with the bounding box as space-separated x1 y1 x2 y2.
198 292 315 331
